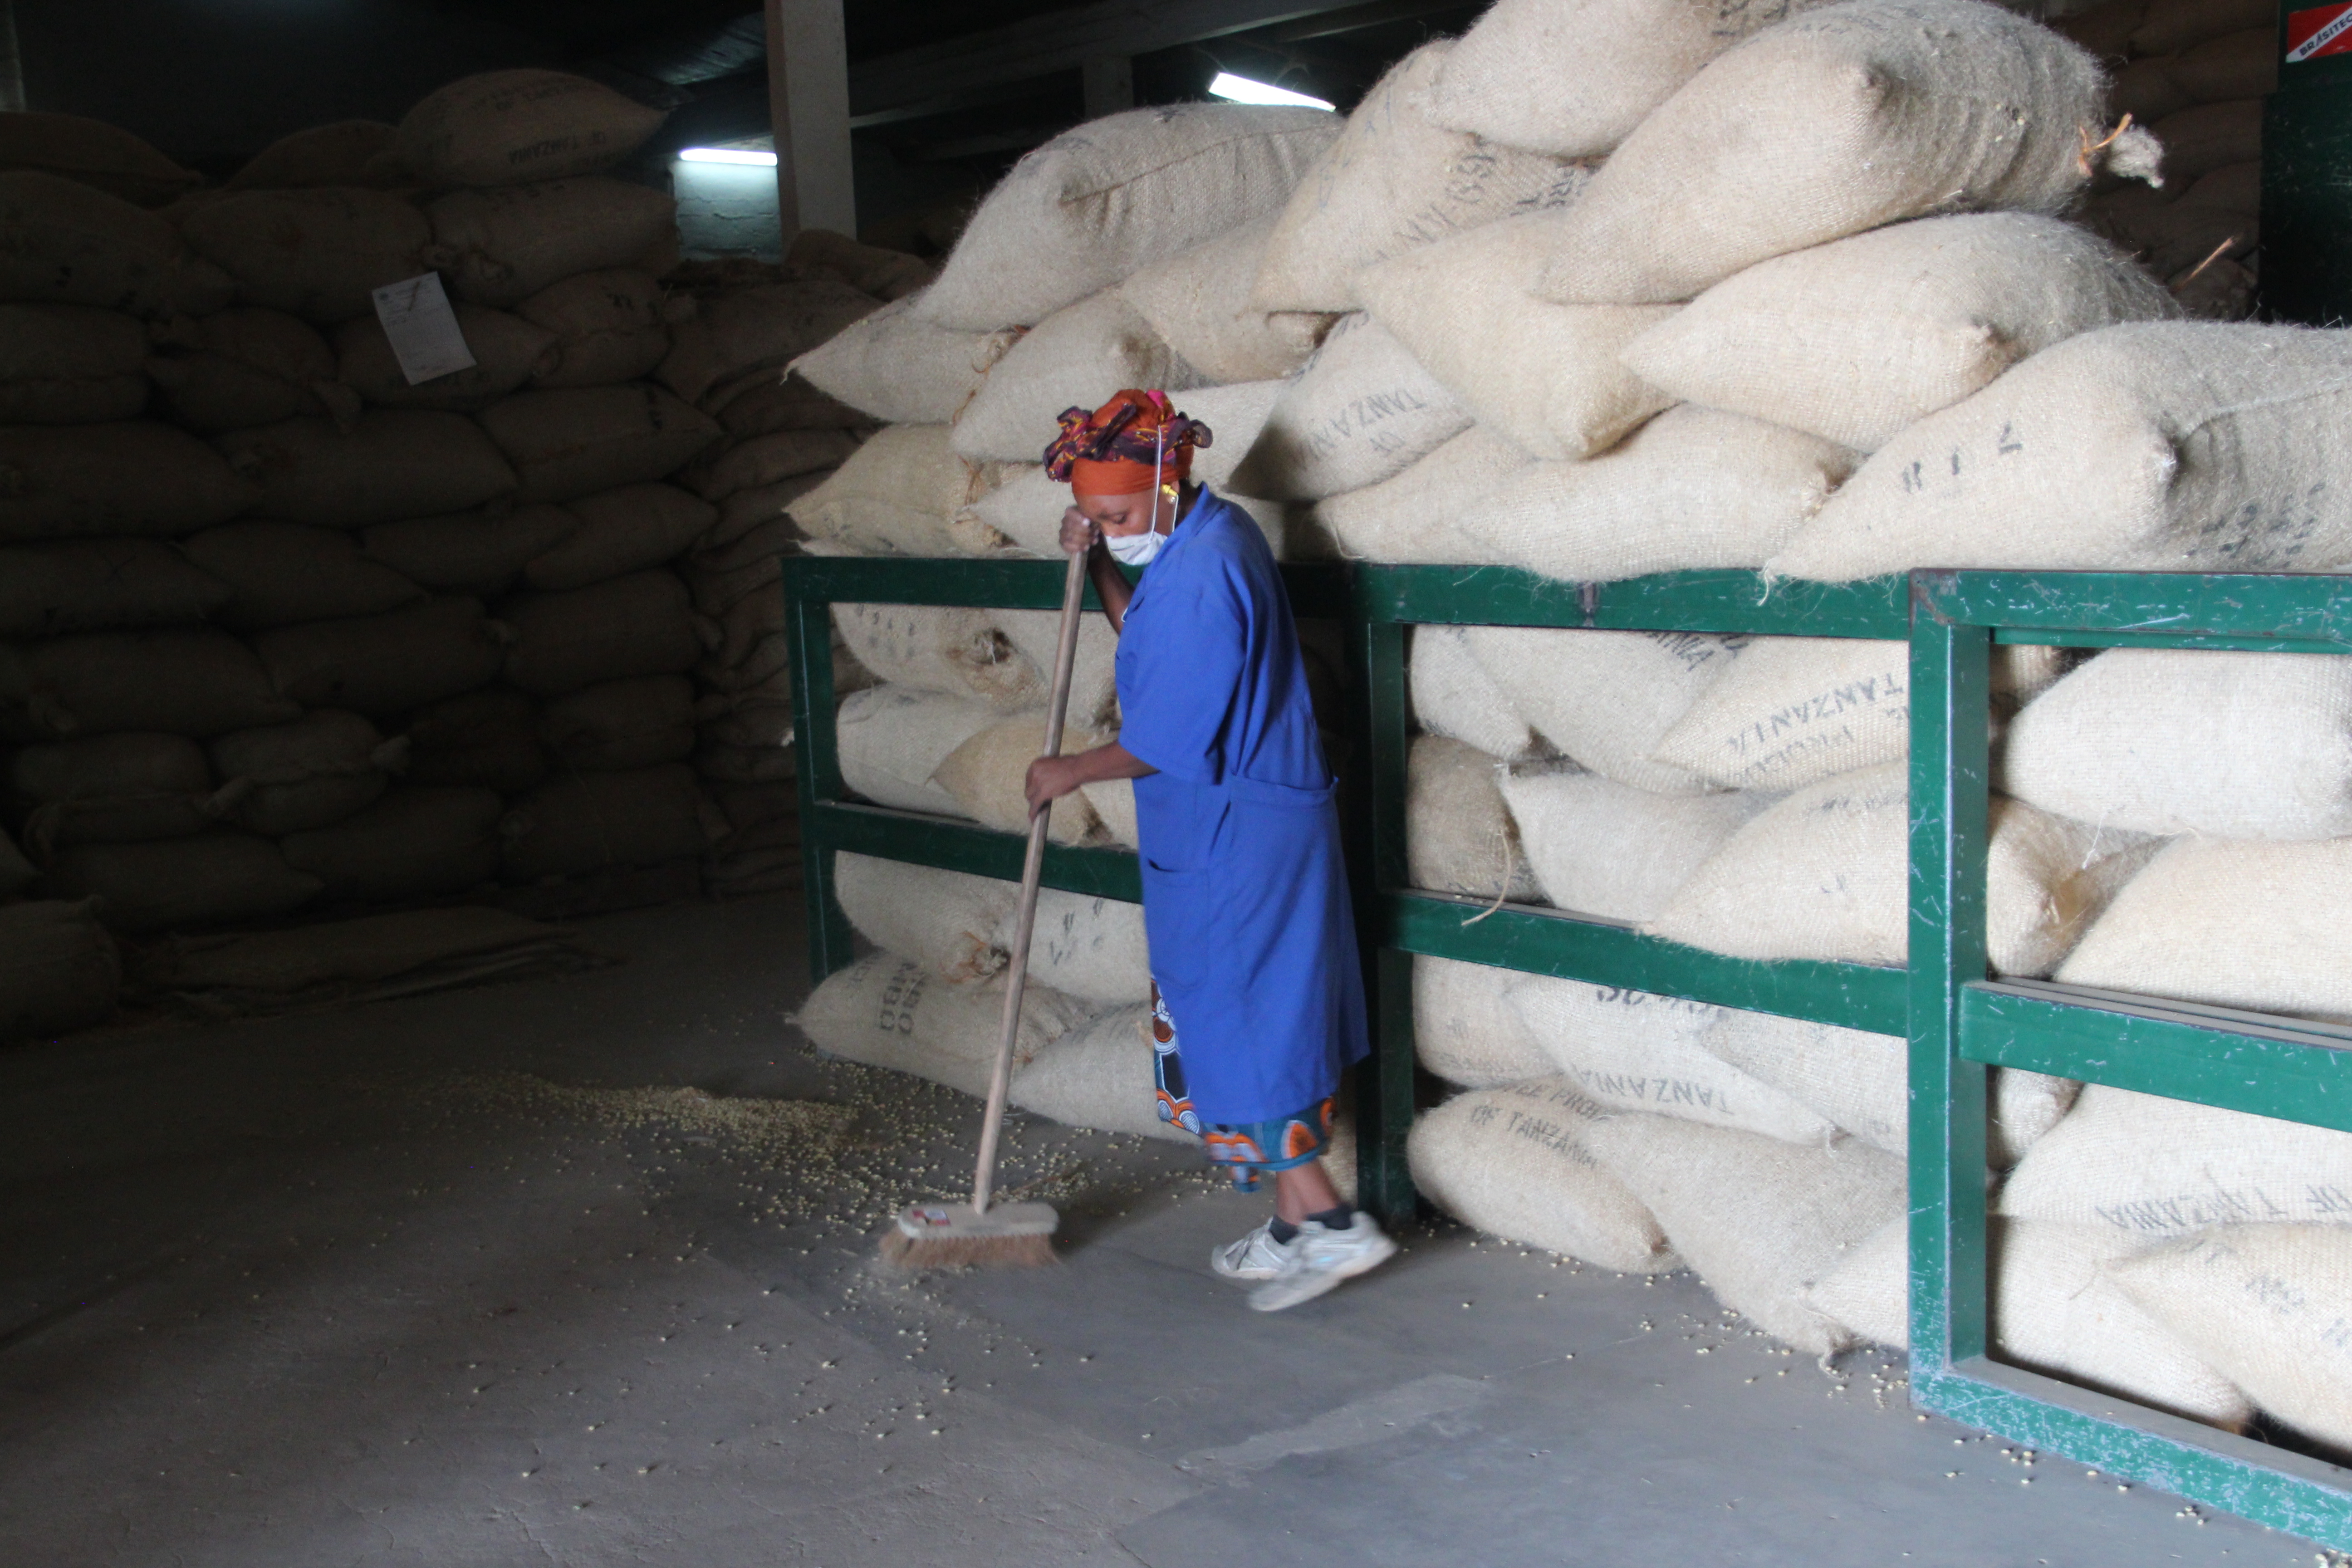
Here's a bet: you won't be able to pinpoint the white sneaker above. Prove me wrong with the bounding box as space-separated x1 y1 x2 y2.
1210 1218 1297 1283
1247 1212 1398 1313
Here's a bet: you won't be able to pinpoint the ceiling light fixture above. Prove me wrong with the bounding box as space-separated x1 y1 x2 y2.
1206 72 1334 111
679 147 779 166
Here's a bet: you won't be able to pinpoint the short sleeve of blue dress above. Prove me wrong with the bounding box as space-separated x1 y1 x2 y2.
1112 491 1368 1128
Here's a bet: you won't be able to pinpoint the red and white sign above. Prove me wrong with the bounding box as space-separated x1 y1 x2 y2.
2287 3 2352 63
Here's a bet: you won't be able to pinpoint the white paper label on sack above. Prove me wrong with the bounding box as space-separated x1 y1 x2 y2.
371 273 476 386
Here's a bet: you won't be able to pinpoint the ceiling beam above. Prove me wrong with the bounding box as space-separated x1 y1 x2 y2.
846 0 1362 116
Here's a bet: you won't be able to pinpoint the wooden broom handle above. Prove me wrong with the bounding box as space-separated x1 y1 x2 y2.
972 549 1090 1212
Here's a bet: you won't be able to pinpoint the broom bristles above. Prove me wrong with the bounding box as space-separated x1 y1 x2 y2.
878 1227 1058 1270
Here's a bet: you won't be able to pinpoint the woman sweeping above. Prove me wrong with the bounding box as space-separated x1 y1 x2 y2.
1023 389 1396 1313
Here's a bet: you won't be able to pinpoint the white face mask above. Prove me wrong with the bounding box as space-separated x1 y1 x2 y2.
1104 527 1168 566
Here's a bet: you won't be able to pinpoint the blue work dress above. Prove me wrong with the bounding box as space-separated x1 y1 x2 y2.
1112 489 1368 1126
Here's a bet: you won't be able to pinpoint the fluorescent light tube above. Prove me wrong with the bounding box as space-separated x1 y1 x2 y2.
1207 72 1333 111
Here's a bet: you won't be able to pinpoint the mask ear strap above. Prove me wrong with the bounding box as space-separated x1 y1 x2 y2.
1152 423 1168 534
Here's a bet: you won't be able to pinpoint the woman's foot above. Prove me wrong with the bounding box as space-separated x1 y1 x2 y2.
1210 1218 1297 1283
1248 1212 1398 1313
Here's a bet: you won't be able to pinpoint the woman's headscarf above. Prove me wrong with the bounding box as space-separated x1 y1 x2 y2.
1043 389 1213 498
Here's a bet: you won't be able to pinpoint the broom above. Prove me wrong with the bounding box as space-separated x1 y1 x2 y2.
879 547 1088 1269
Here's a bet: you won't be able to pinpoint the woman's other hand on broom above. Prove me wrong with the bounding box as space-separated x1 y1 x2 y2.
1024 743 1157 816
1059 508 1100 556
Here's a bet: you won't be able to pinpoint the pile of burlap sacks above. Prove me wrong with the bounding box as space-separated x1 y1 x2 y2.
0 72 928 1042
779 0 2347 1456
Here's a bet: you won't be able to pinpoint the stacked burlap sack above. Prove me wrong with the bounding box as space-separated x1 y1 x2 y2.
2050 0 2271 317
0 74 916 1039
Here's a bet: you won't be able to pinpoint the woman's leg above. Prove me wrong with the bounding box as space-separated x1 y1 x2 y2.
1273 1158 1345 1225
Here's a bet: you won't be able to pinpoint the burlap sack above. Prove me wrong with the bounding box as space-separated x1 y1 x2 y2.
3 629 301 740
1406 735 1543 903
2004 650 2352 840
797 951 1096 1096
1585 1112 1905 1352
834 851 1016 984
222 412 518 529
476 385 721 505
1463 626 1741 794
2056 837 2352 1020
787 228 936 301
1704 1008 2076 1166
1024 887 1151 1004
1407 955 1552 1087
1011 1005 1193 1142
1117 214 1330 384
360 503 578 595
0 901 119 1041
1651 636 1907 790
1179 381 1287 492
181 188 432 323
503 570 700 696
658 279 882 408
426 178 678 310
512 268 670 388
397 70 662 187
2167 27 2275 100
1355 215 1673 460
132 907 568 994
1251 44 1591 316
1082 775 1138 849
1533 0 2123 306
1410 625 1538 761
684 428 860 503
0 172 233 318
789 426 1001 557
2110 1225 2352 1452
225 121 398 191
1774 324 2352 581
501 762 715 881
206 710 397 837
281 785 504 900
1621 214 2176 452
46 831 322 933
2002 1084 2352 1247
1803 1215 2255 1428
0 540 227 637
1499 769 1761 921
1460 407 1855 583
1411 1079 1681 1271
537 676 695 771
403 688 546 794
951 290 1206 465
788 291 1016 426
0 303 147 423
1647 762 2154 972
1224 313 1470 502
1312 426 1527 565
836 685 1000 815
0 111 198 206
990 608 1121 733
832 601 1041 712
182 520 423 631
1507 973 1831 1142
502 483 715 591
252 597 506 717
919 104 1342 331
931 715 1108 845
1426 0 1844 158
10 733 215 848
145 308 338 434
332 304 557 411
0 422 256 543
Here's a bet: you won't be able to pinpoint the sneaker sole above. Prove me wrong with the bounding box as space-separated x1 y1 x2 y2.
1246 1235 1399 1313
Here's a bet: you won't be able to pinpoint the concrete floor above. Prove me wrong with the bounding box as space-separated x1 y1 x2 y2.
0 894 2336 1567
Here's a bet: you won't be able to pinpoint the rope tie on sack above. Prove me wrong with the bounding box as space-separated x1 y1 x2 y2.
2171 236 2239 291
1461 757 1519 927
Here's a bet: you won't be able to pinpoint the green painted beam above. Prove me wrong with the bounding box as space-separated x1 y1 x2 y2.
807 801 1143 903
1914 1361 2352 1549
1380 891 1905 1035
1992 629 2352 655
788 585 853 982
1353 564 1909 637
1916 570 2352 646
1961 982 2352 1135
781 553 1347 616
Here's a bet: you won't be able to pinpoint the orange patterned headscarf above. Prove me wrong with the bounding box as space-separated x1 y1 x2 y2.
1043 389 1212 498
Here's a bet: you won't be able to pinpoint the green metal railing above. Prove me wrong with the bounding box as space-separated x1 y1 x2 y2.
1908 570 2352 1545
783 553 2352 1547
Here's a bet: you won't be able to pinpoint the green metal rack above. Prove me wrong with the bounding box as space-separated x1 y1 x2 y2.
783 553 2352 1548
